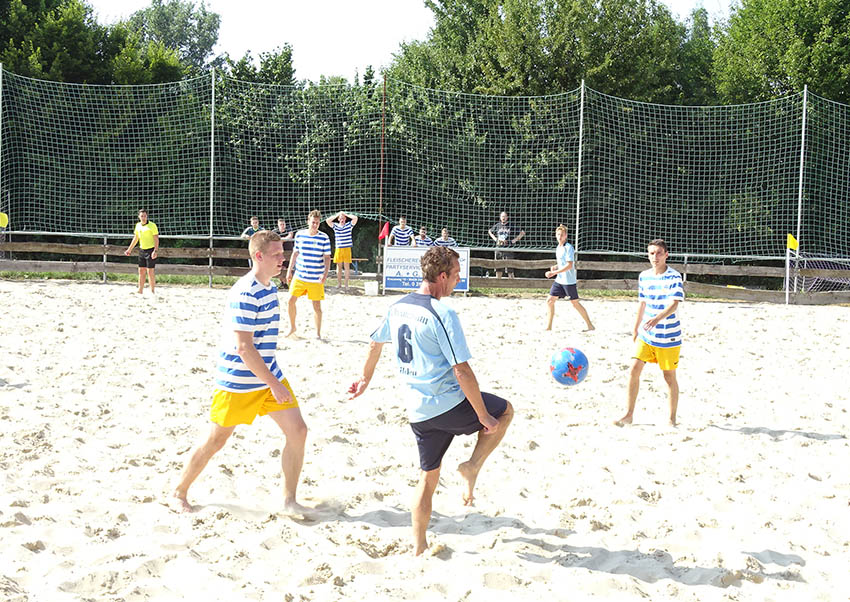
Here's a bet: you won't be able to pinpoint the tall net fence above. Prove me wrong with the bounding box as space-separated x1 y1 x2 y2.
0 67 848 260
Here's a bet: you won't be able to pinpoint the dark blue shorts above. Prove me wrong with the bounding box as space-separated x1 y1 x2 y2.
409 392 508 471
549 282 578 300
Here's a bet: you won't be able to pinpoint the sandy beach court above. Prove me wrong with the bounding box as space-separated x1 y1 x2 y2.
0 278 847 601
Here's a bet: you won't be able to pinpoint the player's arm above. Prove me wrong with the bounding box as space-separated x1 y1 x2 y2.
633 301 646 341
349 213 358 226
644 300 679 330
124 231 139 255
152 234 160 258
325 212 338 228
512 229 526 244
453 362 498 434
545 261 573 278
240 228 250 240
321 253 331 283
286 248 299 284
234 330 291 403
488 226 498 243
349 341 385 399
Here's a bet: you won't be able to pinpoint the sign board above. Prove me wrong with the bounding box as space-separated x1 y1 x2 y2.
383 246 470 292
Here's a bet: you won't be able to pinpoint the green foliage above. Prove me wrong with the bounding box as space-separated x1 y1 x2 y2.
224 45 296 85
126 0 220 72
0 0 189 83
714 0 850 103
388 0 696 103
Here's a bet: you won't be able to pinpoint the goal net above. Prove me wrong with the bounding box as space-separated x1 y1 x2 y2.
1 67 849 262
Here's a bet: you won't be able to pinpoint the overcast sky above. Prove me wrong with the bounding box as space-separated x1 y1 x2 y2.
86 0 732 83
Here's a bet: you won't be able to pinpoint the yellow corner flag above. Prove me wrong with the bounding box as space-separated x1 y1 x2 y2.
786 233 799 250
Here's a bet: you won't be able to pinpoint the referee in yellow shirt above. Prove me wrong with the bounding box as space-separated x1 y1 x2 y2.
124 209 159 294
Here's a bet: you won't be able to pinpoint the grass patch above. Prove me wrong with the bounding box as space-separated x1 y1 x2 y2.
0 271 239 288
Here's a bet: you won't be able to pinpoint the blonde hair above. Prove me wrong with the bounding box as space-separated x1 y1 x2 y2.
308 209 322 220
555 224 567 235
248 230 281 257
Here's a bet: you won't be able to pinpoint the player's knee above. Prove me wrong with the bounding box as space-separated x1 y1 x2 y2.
662 370 677 384
289 419 308 443
206 431 231 453
546 296 556 307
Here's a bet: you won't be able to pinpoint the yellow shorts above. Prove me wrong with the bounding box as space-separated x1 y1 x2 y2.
333 247 352 264
210 378 298 427
290 278 325 300
634 339 680 371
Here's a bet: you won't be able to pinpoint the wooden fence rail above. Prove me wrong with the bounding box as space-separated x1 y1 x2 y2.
2 241 849 304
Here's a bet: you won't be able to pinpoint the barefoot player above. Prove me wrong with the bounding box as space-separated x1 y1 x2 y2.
615 238 684 427
286 210 331 339
174 230 311 517
544 224 594 331
124 209 159 294
349 246 514 556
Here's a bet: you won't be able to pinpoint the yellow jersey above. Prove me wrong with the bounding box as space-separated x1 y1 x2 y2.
135 221 159 249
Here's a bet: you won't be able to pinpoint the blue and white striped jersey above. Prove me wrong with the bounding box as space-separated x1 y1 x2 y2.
390 225 414 246
414 236 433 247
434 237 458 247
638 267 684 347
332 222 354 248
215 272 283 392
294 229 331 283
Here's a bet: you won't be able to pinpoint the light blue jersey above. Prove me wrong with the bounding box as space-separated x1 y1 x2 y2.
638 266 685 347
294 229 331 283
372 293 472 423
215 272 283 392
556 243 577 285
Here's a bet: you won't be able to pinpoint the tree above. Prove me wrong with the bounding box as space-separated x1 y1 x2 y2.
388 0 692 103
0 0 113 82
224 45 296 86
126 0 220 72
713 0 850 103
675 7 718 105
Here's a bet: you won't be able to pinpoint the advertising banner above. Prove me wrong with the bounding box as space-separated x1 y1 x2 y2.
383 247 470 292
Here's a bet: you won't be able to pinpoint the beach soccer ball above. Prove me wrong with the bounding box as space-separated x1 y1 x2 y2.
550 347 589 386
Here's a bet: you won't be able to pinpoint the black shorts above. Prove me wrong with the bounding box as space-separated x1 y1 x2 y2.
138 248 156 268
409 392 508 471
549 282 578 300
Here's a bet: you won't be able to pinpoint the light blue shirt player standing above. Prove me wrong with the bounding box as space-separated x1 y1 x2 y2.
349 246 514 556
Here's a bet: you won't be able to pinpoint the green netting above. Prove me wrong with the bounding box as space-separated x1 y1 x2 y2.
0 71 211 236
1 68 848 260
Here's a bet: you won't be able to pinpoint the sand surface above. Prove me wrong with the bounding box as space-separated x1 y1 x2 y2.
0 278 848 601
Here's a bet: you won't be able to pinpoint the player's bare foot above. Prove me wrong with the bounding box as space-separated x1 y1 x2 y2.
172 491 194 513
669 418 677 427
457 461 480 506
613 415 633 427
285 329 299 339
584 325 595 331
281 500 315 519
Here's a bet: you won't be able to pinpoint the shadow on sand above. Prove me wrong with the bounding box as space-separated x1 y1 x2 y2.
340 508 806 588
709 424 845 441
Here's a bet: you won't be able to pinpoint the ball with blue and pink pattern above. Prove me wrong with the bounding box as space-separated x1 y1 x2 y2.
550 347 589 386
